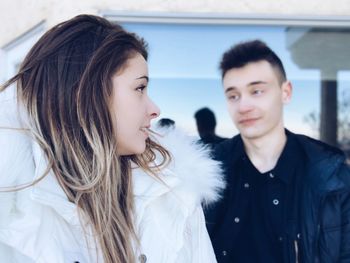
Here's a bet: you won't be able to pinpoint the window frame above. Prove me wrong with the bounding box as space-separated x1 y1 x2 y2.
0 21 45 84
101 10 350 27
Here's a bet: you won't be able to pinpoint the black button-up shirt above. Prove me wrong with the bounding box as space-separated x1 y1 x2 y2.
209 133 302 262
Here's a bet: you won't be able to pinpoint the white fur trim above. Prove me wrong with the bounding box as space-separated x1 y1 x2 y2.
151 127 225 206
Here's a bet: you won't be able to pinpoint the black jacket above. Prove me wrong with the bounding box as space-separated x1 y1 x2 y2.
205 131 350 263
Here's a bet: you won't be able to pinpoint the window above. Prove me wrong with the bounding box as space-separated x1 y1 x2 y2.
112 15 350 157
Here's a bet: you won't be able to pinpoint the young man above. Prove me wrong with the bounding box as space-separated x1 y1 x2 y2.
205 40 350 262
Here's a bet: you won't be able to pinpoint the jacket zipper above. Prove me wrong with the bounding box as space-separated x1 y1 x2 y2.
314 195 324 263
294 239 299 263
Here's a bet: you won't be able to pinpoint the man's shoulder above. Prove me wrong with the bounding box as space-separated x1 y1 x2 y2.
212 134 242 163
289 131 345 161
289 131 350 189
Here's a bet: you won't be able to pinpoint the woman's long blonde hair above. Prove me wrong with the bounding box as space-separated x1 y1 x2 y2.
1 14 170 263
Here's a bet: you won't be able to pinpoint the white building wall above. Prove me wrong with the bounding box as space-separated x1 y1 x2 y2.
1 0 350 47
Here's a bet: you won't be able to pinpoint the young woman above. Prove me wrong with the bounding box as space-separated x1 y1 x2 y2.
0 15 223 263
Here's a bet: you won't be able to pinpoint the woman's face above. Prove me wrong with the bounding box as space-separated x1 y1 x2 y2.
112 53 160 156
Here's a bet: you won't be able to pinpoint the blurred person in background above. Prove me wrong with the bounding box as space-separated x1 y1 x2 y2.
194 107 226 148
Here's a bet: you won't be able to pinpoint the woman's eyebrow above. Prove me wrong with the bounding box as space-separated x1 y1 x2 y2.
135 76 149 82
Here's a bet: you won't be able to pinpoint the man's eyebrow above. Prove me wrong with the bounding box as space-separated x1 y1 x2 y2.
225 80 268 94
225 86 237 94
247 81 267 86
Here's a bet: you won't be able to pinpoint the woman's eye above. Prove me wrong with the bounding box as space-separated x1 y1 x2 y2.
136 85 146 93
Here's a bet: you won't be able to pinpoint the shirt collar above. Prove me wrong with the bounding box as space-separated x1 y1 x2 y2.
268 133 299 184
239 132 300 184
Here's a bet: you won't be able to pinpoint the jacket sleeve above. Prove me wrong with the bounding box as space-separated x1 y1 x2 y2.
0 92 38 262
0 94 34 218
181 205 218 263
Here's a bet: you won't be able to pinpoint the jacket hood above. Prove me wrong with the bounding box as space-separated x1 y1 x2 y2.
133 127 225 207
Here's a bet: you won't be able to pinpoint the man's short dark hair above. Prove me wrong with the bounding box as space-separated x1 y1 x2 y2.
194 107 216 131
219 39 287 84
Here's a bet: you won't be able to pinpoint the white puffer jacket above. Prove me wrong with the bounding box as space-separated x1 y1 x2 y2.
0 89 224 263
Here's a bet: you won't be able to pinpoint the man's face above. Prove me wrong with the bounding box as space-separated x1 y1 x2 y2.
223 60 292 141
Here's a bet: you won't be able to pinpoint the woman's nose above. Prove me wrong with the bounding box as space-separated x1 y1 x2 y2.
149 99 160 119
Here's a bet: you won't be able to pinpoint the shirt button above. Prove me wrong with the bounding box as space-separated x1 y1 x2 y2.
297 233 301 239
244 183 250 188
234 217 240 223
139 254 147 263
269 173 274 178
273 199 279 205
278 236 283 242
222 250 227 256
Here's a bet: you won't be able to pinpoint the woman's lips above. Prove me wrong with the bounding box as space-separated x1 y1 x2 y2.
140 127 150 137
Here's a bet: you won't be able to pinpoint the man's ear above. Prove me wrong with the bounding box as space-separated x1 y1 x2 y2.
282 81 292 104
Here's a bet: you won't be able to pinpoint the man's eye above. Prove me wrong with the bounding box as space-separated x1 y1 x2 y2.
253 89 263 95
228 94 239 101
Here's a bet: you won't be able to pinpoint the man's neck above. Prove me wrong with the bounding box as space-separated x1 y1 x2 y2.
242 128 287 173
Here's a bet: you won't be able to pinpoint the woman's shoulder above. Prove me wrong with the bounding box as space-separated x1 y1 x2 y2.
0 91 34 187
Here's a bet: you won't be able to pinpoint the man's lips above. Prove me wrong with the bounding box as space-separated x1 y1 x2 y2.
238 117 260 125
